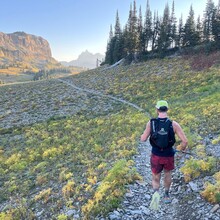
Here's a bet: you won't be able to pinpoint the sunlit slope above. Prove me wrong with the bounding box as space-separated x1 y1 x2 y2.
64 55 220 137
0 54 219 219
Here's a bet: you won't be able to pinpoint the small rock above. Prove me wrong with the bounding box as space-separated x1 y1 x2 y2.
130 210 142 215
210 204 220 213
188 181 198 192
140 206 150 215
171 198 179 204
145 194 151 200
73 214 80 219
66 209 76 217
109 212 120 220
36 210 44 217
136 180 147 186
125 193 134 198
113 210 120 215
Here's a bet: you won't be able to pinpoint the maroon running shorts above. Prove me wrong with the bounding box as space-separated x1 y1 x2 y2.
150 154 174 174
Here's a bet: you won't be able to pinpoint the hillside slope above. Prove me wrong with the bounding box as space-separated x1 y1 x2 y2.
0 54 219 219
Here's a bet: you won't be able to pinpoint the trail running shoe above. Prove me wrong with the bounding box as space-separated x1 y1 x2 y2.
164 195 172 204
149 191 160 210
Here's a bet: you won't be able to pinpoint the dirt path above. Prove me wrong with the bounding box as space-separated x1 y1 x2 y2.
57 78 151 117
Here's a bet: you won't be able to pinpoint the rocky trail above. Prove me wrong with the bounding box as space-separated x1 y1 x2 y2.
0 78 219 220
104 142 220 220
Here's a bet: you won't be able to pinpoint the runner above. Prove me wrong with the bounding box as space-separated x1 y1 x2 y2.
140 100 188 208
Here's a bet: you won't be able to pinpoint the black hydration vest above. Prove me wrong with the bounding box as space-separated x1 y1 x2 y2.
149 118 176 151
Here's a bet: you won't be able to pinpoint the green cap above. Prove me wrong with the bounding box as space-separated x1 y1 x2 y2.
155 100 168 109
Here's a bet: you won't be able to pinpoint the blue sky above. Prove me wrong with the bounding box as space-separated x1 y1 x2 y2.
1 0 219 61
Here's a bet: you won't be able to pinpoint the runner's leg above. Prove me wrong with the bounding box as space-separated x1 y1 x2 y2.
152 172 161 191
164 170 172 192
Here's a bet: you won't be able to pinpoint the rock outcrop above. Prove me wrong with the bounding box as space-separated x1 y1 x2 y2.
0 31 58 69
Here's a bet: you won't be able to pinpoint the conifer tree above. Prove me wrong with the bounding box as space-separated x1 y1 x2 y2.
183 5 197 46
196 15 203 43
126 0 139 59
203 0 215 42
137 6 145 53
212 0 220 45
157 3 171 52
151 11 160 51
122 24 130 56
114 10 121 38
170 0 177 48
126 3 134 55
177 14 184 48
113 10 123 62
143 0 152 51
105 25 114 64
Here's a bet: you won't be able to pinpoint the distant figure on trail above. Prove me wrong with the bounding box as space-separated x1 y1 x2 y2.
140 100 188 206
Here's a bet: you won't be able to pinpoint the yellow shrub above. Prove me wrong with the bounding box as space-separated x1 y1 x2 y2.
180 157 216 182
42 147 61 159
57 214 68 220
196 145 206 158
34 188 52 203
212 136 220 145
5 153 21 166
59 169 73 182
62 181 75 199
201 182 220 203
0 212 12 220
36 175 48 185
87 176 97 185
214 171 220 181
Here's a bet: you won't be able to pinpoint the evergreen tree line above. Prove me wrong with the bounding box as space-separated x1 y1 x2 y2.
104 0 220 65
24 68 71 81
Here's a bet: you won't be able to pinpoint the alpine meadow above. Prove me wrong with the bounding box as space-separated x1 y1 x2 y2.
0 0 220 220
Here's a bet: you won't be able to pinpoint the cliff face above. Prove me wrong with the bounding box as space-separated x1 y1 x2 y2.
0 31 58 69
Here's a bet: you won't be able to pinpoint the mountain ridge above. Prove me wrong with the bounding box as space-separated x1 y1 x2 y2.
60 50 105 69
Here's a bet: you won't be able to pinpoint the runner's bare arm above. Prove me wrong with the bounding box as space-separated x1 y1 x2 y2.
173 121 188 150
141 121 151 142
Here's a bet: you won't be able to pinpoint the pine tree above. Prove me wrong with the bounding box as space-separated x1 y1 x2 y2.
126 3 134 55
137 6 144 53
122 24 130 56
151 11 160 50
196 15 203 44
105 25 114 64
113 10 123 62
131 0 139 54
177 14 184 48
203 0 215 42
157 3 171 52
143 0 152 51
212 0 220 45
114 10 121 38
183 5 197 47
126 0 139 60
170 0 177 48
